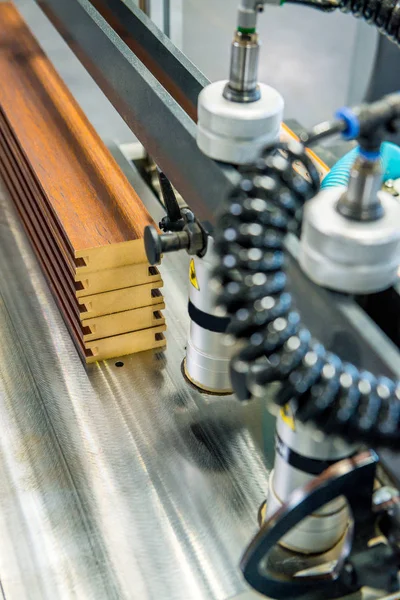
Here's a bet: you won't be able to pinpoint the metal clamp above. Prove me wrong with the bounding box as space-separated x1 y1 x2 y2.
144 168 207 265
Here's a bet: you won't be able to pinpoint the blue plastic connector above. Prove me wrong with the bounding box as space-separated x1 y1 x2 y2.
359 148 381 161
335 107 360 141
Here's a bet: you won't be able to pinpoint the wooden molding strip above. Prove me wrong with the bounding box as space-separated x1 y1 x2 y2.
0 116 162 298
82 304 166 342
0 3 167 363
86 326 167 364
0 3 155 267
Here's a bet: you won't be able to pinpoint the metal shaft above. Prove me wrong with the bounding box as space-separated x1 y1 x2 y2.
337 155 384 221
144 226 190 265
224 31 261 103
163 0 170 37
237 0 264 30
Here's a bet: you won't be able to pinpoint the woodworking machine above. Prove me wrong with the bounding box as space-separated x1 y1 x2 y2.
1 0 400 599
143 1 400 596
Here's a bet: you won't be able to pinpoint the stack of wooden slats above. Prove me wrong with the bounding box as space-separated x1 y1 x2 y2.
0 3 166 363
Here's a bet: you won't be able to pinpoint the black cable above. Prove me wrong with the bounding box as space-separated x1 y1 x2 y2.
286 0 400 47
301 93 400 148
339 0 400 47
285 0 336 12
212 140 400 450
299 120 347 145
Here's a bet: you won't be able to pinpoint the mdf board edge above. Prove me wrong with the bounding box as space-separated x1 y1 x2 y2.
0 3 167 364
86 325 167 364
82 303 166 342
78 281 164 320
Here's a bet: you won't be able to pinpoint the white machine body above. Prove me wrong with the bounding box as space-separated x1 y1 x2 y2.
197 80 284 165
184 238 233 393
300 186 400 294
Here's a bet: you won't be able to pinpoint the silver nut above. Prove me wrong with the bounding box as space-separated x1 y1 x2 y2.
185 222 205 255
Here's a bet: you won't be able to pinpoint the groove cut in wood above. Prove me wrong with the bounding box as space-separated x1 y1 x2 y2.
75 265 161 298
0 3 166 363
86 326 166 364
82 304 166 342
78 282 164 320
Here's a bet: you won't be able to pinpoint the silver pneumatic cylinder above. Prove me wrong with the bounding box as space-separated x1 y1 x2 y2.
184 238 233 394
196 2 283 164
300 155 400 294
224 31 261 103
264 406 358 554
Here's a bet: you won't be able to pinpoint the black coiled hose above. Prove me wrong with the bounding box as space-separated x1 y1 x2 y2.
287 0 400 47
338 0 400 47
213 140 400 450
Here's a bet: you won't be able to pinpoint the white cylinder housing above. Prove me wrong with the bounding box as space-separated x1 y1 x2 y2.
300 186 400 294
184 238 233 393
197 80 284 165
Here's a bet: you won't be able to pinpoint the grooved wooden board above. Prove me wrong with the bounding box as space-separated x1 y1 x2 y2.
78 283 164 321
76 265 161 299
0 3 166 363
82 304 166 342
85 325 167 364
0 2 155 269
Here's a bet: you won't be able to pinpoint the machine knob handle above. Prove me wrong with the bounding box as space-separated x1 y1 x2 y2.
144 225 190 265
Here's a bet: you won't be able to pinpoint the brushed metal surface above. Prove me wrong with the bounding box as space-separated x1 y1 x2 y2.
0 167 271 599
1 147 398 599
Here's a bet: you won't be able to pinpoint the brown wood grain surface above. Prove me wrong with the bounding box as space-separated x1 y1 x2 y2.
0 3 166 363
0 3 155 264
0 127 165 358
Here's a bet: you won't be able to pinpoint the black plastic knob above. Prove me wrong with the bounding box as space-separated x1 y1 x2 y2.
144 225 191 265
144 225 162 265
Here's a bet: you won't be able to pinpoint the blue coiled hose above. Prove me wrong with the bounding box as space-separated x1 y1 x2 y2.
321 141 400 189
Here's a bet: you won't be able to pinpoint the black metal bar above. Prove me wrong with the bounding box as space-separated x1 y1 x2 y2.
88 0 208 120
37 0 239 221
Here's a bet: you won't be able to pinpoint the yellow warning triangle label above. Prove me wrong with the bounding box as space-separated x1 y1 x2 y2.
280 404 296 431
189 258 200 291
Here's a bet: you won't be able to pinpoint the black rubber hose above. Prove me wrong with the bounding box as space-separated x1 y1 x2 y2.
338 0 400 47
287 0 400 47
212 140 400 450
